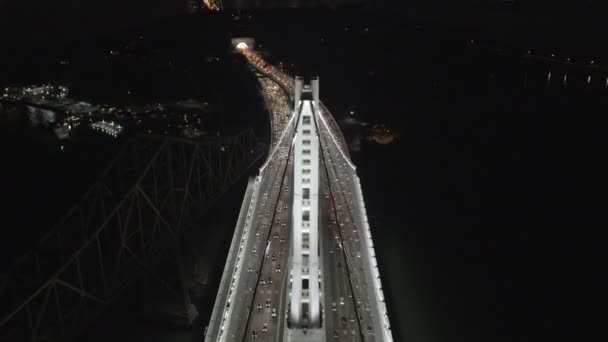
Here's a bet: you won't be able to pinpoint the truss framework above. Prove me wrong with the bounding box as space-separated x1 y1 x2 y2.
0 129 263 342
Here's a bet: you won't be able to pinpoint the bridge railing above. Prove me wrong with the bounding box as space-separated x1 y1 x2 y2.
0 130 264 342
317 102 351 160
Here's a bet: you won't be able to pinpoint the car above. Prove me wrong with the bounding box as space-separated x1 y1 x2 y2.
252 330 258 338
333 330 340 339
262 324 268 333
268 276 273 284
340 297 345 305
341 316 347 326
271 308 277 317
256 303 262 310
266 299 271 308
332 302 337 311
271 254 276 261
260 279 266 285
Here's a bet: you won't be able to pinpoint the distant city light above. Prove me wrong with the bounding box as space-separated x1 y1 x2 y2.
91 120 123 138
202 0 220 11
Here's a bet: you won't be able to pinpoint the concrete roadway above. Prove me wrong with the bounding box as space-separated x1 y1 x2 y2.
217 71 296 340
316 108 379 341
244 153 294 341
320 169 364 342
224 136 291 341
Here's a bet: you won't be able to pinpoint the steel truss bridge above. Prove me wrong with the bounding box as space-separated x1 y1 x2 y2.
0 130 264 341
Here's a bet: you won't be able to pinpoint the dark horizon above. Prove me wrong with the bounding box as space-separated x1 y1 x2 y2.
1 0 607 43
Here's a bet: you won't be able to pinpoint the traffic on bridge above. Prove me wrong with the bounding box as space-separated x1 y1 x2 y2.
205 39 392 342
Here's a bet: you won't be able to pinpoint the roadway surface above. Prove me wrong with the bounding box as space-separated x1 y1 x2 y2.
316 107 378 341
208 60 297 341
205 47 391 342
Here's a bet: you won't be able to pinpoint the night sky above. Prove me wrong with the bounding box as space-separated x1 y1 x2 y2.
1 0 606 42
0 0 185 41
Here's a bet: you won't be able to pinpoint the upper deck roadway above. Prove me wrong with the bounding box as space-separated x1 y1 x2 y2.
205 42 392 342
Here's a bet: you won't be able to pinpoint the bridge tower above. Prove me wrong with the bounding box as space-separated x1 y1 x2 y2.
289 77 323 335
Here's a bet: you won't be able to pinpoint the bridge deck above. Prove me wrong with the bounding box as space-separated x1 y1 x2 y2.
205 47 392 342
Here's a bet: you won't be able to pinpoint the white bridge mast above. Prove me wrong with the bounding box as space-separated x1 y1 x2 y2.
289 77 322 334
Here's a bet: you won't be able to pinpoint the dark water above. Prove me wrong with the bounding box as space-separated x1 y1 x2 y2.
2 9 606 342
248 10 607 342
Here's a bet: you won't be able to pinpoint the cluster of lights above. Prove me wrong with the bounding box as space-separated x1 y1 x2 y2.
2 82 215 142
3 84 69 101
241 48 294 90
202 0 221 11
64 115 82 128
525 50 603 68
91 120 123 138
259 78 292 146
